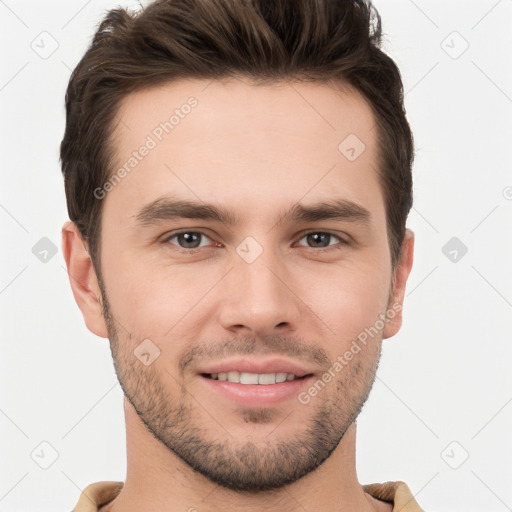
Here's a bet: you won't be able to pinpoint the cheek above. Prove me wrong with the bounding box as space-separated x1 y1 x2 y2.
101 248 221 337
302 260 391 345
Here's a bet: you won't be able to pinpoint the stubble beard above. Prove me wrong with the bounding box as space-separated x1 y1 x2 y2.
98 279 381 492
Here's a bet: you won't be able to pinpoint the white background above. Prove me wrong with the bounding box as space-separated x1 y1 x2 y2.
1 1 511 510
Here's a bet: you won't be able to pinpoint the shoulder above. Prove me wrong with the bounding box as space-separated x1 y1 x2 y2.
72 481 124 512
362 480 424 511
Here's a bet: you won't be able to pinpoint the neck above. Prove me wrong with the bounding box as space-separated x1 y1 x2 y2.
104 398 390 512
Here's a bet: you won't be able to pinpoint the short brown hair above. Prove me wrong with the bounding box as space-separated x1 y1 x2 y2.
60 0 413 273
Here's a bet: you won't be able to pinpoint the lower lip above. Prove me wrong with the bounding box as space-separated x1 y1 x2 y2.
199 375 313 407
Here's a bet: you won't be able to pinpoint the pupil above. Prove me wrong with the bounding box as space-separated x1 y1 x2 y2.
177 233 330 249
179 232 200 248
308 233 329 248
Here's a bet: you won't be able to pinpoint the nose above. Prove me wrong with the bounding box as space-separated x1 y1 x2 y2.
217 246 301 337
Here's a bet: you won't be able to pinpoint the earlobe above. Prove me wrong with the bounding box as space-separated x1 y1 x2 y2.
383 228 415 339
61 220 109 338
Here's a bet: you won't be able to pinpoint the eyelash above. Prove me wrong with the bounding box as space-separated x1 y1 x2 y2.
162 230 349 254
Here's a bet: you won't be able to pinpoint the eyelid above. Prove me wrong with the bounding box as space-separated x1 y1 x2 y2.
294 230 349 248
162 228 349 252
163 229 218 248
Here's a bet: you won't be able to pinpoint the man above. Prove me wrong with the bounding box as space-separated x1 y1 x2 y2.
61 0 421 510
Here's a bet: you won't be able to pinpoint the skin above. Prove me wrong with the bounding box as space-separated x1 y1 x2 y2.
62 77 414 512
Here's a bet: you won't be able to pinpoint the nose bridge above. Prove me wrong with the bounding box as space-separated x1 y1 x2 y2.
236 240 287 311
219 237 299 334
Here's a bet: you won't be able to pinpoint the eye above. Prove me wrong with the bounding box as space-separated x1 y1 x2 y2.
161 230 348 254
164 231 216 250
296 231 347 250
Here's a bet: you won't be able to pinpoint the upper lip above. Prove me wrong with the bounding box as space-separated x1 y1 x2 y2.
197 358 315 378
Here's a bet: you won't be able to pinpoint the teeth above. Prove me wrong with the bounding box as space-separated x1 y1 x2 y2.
208 372 298 384
240 372 259 384
227 371 240 382
258 373 275 385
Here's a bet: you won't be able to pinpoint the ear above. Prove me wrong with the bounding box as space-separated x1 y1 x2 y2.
61 220 109 338
383 228 414 339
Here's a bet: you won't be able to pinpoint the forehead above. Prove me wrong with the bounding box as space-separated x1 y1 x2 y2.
105 77 383 226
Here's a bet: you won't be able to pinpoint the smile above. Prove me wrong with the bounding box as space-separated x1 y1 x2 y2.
203 371 305 384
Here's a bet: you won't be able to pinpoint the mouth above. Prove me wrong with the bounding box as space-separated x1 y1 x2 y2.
196 359 316 407
201 371 312 384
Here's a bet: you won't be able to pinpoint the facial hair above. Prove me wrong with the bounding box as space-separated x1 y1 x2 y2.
97 275 382 493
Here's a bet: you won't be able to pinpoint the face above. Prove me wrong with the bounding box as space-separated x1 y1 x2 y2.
81 77 412 491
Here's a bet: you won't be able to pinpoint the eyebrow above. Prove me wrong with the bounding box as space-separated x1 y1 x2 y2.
133 196 371 228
